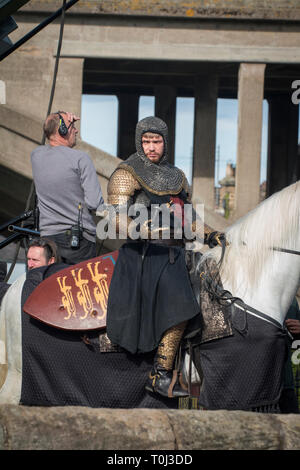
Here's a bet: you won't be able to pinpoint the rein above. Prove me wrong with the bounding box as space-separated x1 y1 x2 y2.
272 247 300 256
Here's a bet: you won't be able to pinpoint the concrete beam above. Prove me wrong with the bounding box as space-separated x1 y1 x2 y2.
20 0 300 21
57 41 300 64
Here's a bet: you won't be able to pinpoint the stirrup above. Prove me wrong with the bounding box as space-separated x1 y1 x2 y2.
145 366 189 398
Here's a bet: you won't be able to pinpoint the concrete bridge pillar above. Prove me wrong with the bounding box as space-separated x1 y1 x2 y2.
192 76 218 211
235 63 266 218
267 94 299 197
117 93 139 160
154 86 177 164
0 81 5 104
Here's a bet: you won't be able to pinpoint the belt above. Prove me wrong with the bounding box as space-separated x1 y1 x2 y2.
146 239 184 247
127 239 183 264
65 229 83 240
127 238 184 247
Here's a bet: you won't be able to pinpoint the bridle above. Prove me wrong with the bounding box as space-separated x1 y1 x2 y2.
216 237 300 265
272 247 300 256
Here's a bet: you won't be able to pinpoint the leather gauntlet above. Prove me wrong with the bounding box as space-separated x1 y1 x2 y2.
204 231 226 248
107 168 140 239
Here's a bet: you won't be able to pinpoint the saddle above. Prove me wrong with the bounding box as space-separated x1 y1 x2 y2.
185 255 233 346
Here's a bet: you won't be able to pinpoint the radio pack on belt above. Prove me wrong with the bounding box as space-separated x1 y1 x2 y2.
69 202 83 249
70 224 81 248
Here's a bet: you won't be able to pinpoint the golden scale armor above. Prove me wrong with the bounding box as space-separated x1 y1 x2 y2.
108 167 213 241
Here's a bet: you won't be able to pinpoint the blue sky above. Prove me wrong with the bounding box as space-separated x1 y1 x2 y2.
81 94 269 185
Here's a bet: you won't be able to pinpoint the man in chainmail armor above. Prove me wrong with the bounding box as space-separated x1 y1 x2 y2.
106 116 222 398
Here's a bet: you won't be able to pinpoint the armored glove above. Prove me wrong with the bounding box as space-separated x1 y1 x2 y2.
131 218 169 240
205 231 226 248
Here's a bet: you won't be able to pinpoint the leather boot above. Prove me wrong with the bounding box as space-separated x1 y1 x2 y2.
145 322 189 398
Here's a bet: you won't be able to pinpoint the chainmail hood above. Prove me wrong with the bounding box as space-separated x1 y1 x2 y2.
118 116 185 195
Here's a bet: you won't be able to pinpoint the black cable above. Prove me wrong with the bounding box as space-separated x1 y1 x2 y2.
5 0 67 282
43 0 67 139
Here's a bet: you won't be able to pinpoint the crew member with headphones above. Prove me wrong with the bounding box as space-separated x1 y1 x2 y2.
31 111 104 265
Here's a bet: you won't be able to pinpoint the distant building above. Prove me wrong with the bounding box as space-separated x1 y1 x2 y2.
216 163 267 218
260 180 267 201
217 163 236 218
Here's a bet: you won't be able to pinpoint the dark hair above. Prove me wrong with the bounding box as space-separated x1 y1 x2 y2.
27 238 61 264
43 110 66 139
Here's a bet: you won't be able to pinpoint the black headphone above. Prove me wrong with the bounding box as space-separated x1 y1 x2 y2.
57 112 69 137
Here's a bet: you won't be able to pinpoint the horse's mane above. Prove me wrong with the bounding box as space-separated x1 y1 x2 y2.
200 181 300 292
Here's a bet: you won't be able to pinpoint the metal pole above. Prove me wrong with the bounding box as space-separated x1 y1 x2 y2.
0 233 23 250
8 225 40 236
0 210 33 233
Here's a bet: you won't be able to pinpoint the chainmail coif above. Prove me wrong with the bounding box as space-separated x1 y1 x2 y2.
118 116 185 195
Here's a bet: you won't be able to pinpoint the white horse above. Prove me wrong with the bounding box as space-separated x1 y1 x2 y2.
182 180 300 410
203 180 300 327
0 273 25 404
0 181 299 408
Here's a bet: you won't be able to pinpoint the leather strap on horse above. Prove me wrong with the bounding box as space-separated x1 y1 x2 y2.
272 247 300 256
168 370 180 398
166 341 190 397
167 360 189 398
199 270 285 332
199 269 242 307
186 339 203 396
233 302 286 332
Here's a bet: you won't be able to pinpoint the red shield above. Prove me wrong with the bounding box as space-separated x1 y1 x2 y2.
23 251 118 331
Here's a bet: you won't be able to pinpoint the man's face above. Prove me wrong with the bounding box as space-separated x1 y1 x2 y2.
142 133 164 163
27 247 51 270
61 114 78 148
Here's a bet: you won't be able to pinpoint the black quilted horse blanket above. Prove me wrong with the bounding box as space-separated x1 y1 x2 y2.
20 264 176 409
193 306 288 411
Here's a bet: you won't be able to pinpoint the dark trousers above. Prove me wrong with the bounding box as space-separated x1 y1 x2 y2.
46 232 96 265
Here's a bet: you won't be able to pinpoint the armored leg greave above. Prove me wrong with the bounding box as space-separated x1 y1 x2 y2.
156 322 186 370
145 321 189 398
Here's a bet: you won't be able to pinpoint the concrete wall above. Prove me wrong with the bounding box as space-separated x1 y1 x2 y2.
0 34 83 121
0 405 299 450
21 0 300 21
0 105 119 197
3 3 300 123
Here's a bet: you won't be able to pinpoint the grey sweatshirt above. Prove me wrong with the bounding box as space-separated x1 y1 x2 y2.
31 144 104 242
